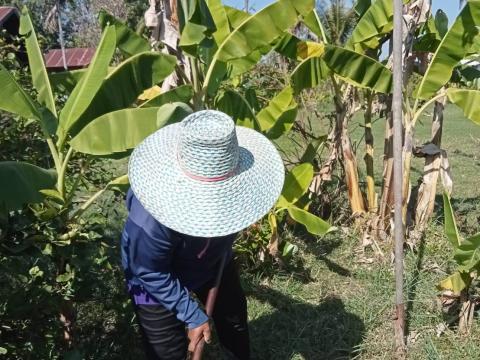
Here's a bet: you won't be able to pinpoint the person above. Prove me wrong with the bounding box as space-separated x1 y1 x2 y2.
121 110 285 359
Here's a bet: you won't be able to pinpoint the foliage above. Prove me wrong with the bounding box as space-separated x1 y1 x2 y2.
438 192 480 295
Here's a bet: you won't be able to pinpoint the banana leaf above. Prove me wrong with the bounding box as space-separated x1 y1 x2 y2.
99 10 150 57
415 1 480 100
0 161 57 211
323 45 393 93
67 52 177 138
446 88 480 125
58 25 116 145
70 103 191 156
19 7 57 118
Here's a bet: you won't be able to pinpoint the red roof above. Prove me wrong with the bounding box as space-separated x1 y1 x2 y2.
0 7 18 26
44 48 95 71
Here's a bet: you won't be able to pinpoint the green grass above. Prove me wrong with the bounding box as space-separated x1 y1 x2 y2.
69 105 480 359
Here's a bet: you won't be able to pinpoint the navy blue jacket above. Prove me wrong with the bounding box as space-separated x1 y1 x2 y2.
121 189 236 328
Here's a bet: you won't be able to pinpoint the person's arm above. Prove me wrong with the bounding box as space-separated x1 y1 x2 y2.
125 219 208 328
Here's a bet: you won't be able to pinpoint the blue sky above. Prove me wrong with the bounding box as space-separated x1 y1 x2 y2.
223 1 461 25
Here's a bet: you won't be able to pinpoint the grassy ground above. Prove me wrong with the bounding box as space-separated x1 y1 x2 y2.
72 105 480 359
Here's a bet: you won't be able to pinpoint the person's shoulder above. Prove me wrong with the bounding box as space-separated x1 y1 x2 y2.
126 189 173 241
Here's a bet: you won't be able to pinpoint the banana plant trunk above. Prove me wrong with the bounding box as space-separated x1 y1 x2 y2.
364 91 377 213
336 86 366 215
414 97 446 231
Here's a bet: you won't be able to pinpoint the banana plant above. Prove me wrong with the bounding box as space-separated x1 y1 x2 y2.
267 163 336 260
438 192 480 334
0 8 188 345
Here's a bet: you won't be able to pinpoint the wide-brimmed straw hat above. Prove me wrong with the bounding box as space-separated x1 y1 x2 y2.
128 110 285 237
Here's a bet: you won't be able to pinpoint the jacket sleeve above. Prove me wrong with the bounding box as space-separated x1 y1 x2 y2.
123 219 208 329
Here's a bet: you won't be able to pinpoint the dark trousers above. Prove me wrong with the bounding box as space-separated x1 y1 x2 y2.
133 260 250 360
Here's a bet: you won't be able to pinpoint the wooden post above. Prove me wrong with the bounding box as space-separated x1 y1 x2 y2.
392 0 406 353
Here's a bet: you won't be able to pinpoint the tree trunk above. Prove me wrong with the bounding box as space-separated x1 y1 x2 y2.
60 300 75 347
413 97 446 232
458 291 475 334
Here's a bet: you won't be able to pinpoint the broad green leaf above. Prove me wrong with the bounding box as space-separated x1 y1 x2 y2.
300 135 328 163
416 1 480 99
323 45 393 94
0 161 57 211
347 0 395 52
256 86 298 139
354 0 371 18
19 7 57 118
49 69 86 93
454 233 480 272
140 85 194 108
70 103 191 156
297 41 325 59
224 5 250 29
303 9 328 43
67 52 177 138
291 55 330 94
0 64 42 123
58 25 116 144
178 0 216 55
214 89 257 129
287 205 334 236
274 33 304 60
446 88 480 125
435 9 449 39
277 163 314 208
214 0 314 63
443 191 461 248
99 10 150 57
206 0 230 45
438 271 470 295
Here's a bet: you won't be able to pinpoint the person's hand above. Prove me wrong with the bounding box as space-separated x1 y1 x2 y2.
187 321 211 353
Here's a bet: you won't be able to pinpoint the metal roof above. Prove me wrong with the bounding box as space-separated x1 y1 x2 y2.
44 48 95 70
0 6 19 32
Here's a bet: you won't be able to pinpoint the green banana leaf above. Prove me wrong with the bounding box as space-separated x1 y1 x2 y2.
206 0 230 45
67 52 177 138
58 25 116 145
415 1 480 100
446 88 480 125
224 5 250 29
49 69 86 93
214 89 257 129
0 64 56 134
300 135 328 163
274 33 304 60
303 9 328 43
214 0 314 63
70 103 191 156
287 205 333 236
140 85 194 108
443 191 462 248
323 45 393 93
291 55 330 94
257 86 298 139
0 161 57 211
99 10 150 57
346 0 396 52
19 7 57 118
454 233 480 272
277 163 314 209
178 0 216 55
354 0 372 18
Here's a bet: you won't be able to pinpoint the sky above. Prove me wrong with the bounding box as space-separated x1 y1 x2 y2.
223 0 462 25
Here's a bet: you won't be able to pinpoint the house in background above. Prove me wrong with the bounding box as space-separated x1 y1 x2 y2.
0 6 94 72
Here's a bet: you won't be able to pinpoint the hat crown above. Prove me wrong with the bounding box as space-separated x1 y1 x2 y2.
178 111 239 179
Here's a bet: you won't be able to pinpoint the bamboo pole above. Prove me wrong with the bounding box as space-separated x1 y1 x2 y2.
392 0 406 353
191 253 228 360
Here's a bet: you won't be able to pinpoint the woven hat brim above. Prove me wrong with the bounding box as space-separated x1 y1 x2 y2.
128 123 285 237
